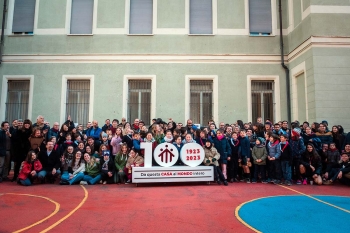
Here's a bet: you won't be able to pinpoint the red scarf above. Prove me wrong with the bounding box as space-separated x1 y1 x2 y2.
280 142 289 152
269 140 279 147
329 148 338 152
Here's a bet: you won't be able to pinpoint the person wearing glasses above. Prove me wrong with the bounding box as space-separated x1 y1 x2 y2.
315 123 333 146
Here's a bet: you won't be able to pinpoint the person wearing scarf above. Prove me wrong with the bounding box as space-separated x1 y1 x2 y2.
251 137 268 183
212 129 231 181
228 132 240 182
100 151 115 184
290 127 306 184
203 141 228 186
173 135 184 165
267 134 281 184
162 130 174 143
279 134 293 186
238 130 251 183
124 148 144 183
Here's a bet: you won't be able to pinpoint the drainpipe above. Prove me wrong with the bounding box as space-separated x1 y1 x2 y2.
278 0 291 124
0 0 7 65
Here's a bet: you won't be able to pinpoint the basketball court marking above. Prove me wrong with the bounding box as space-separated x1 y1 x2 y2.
0 193 61 233
39 185 88 233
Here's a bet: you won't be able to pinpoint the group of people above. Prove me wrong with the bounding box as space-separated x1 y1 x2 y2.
0 115 349 187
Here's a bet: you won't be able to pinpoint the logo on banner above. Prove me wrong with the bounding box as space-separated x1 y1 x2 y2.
143 142 205 168
154 143 179 167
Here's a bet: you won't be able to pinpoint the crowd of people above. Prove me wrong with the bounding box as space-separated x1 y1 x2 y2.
0 115 349 187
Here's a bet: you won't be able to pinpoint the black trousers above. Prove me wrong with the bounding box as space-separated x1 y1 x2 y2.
211 164 226 181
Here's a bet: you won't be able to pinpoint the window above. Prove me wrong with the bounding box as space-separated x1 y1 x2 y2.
66 80 90 126
70 0 94 34
128 80 151 124
190 80 213 125
5 80 30 121
249 0 272 35
129 0 153 34
12 0 36 34
190 0 212 34
251 81 275 123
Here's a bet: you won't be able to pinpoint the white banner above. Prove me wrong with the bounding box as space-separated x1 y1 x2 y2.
132 166 214 183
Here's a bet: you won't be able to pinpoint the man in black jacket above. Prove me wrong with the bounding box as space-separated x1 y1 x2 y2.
0 121 12 182
38 141 61 183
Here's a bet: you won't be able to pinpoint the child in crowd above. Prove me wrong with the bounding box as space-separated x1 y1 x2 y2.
300 143 323 185
115 143 128 184
326 143 341 173
132 132 142 154
80 153 101 185
18 151 42 186
124 148 144 183
267 134 281 184
100 150 115 184
173 135 184 165
203 141 228 186
213 129 231 180
290 128 306 184
239 130 251 183
251 137 267 183
111 127 123 156
279 134 293 186
323 153 350 185
60 133 74 155
61 150 85 185
228 132 240 182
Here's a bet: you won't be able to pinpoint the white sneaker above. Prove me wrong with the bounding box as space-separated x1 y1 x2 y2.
103 181 107 184
80 181 88 185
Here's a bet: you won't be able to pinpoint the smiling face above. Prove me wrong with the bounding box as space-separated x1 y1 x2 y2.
84 153 90 161
307 145 313 152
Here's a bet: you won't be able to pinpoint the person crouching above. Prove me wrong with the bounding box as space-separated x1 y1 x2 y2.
203 141 228 186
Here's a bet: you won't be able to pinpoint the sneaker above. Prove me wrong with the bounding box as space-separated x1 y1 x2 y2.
266 178 271 183
103 181 107 185
217 180 222 185
246 178 251 184
223 181 228 186
273 180 281 185
262 180 268 184
59 181 69 185
286 180 292 186
323 180 333 185
99 180 103 184
296 180 302 185
251 179 257 183
125 179 131 184
270 179 275 184
229 178 234 183
80 181 88 185
302 179 307 185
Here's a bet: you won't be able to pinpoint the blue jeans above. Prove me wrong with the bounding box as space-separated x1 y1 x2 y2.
19 178 32 186
83 174 101 185
281 161 292 181
38 169 61 180
69 172 85 185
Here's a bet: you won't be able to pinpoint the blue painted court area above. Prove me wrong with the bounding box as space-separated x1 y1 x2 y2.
238 195 350 233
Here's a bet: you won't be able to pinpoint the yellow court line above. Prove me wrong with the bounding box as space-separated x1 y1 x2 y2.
39 185 88 233
278 185 350 214
235 198 263 233
0 193 61 233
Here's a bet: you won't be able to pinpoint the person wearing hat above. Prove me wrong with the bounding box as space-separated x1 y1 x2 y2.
100 150 115 184
290 127 306 184
203 140 228 186
251 137 268 183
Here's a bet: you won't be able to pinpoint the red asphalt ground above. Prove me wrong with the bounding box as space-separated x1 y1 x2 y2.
1 180 349 233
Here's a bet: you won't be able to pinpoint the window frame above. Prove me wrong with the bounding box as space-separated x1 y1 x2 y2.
66 0 97 36
187 0 217 35
185 75 218 125
1 75 34 121
60 75 94 125
126 0 156 35
123 75 156 122
247 0 277 37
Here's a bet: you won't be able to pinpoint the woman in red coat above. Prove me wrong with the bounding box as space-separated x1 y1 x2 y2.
18 151 42 186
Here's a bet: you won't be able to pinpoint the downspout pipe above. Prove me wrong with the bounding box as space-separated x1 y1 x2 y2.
278 0 291 124
0 0 7 65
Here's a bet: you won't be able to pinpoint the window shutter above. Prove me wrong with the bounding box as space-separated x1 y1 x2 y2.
12 0 36 33
70 0 94 34
249 0 272 34
129 0 153 34
190 0 212 34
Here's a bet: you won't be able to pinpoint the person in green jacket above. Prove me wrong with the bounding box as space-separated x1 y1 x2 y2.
80 153 101 185
251 137 268 183
114 143 128 184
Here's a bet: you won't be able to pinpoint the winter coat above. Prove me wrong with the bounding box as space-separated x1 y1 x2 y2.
68 160 85 175
279 142 293 162
300 152 322 175
0 130 7 157
252 146 268 165
126 154 144 168
38 150 61 172
100 158 115 175
86 127 102 140
239 136 250 159
212 136 231 163
290 138 306 158
111 136 122 155
18 160 42 180
85 157 100 177
203 146 220 166
326 150 340 164
115 153 128 171
315 131 333 145
229 138 240 159
267 141 281 159
301 133 321 151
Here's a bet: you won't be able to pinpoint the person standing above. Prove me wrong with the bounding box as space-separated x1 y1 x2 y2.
0 121 12 182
